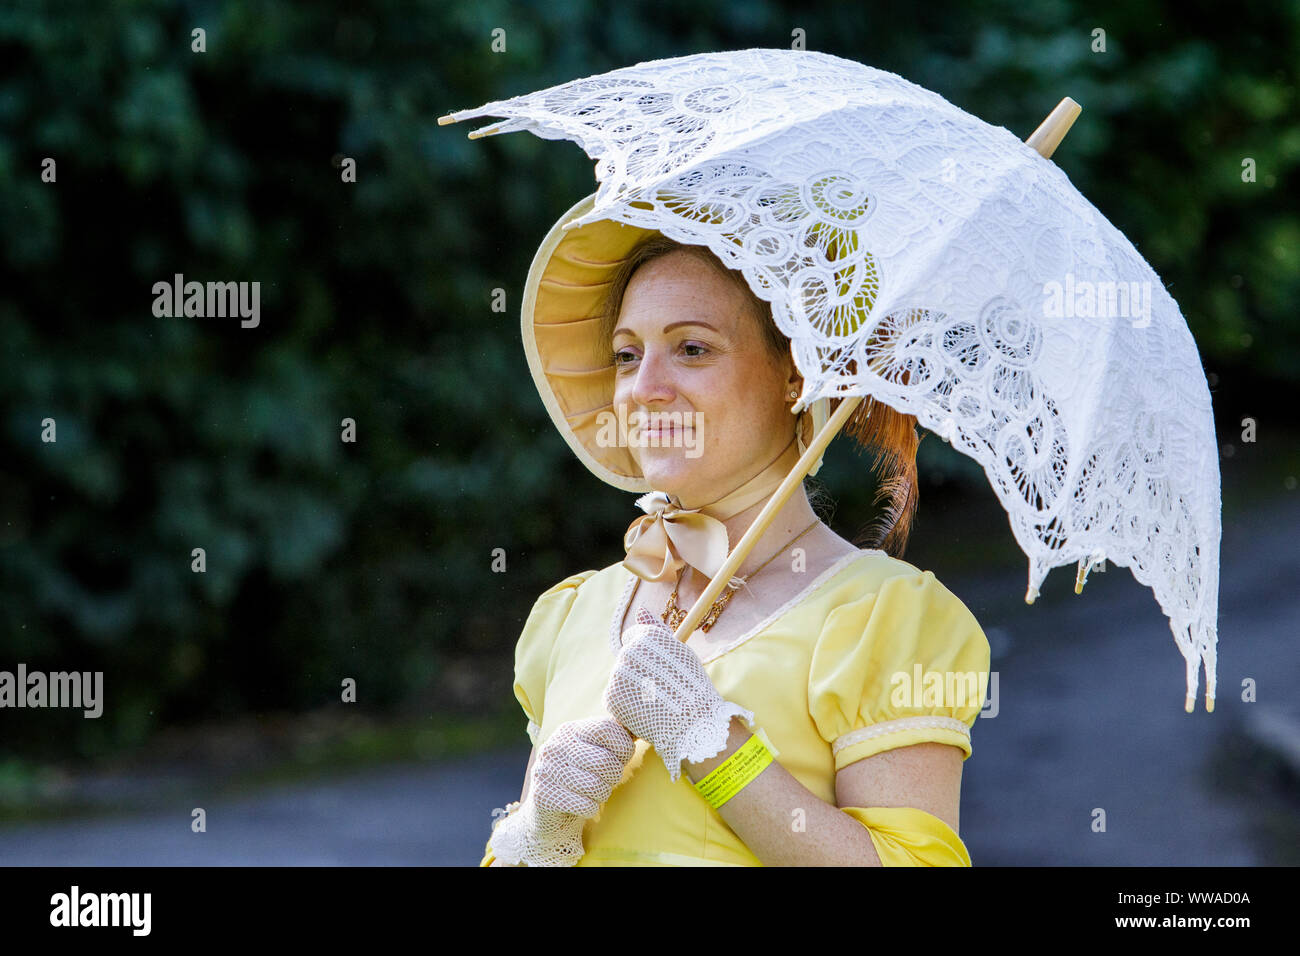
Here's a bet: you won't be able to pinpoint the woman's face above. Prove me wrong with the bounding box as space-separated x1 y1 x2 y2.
611 250 801 509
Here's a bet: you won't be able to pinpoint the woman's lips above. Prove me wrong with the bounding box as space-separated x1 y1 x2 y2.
632 412 697 442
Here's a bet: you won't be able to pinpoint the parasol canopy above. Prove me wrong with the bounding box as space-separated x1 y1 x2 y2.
442 48 1222 713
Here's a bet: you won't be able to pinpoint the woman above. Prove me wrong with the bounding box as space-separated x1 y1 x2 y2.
481 203 990 866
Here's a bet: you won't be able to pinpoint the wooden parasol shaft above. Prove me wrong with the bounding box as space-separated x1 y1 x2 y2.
669 97 1082 643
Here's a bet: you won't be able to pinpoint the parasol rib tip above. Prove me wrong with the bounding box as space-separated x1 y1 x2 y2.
437 114 458 126
1184 695 1195 714
1206 694 1215 713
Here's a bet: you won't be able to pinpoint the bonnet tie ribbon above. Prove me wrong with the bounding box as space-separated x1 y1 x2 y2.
622 435 802 585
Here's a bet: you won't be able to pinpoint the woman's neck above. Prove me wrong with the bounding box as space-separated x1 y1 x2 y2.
711 487 821 581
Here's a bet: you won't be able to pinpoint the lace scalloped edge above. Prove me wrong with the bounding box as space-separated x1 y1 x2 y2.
667 700 758 782
487 801 586 867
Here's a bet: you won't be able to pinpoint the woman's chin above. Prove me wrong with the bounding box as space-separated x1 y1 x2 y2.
637 454 705 497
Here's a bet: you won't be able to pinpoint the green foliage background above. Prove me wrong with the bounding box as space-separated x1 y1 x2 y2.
0 0 1295 760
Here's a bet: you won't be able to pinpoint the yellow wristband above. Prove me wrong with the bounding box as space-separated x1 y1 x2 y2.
693 733 773 809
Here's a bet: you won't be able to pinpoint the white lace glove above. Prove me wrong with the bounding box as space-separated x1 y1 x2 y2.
603 606 756 783
487 715 636 867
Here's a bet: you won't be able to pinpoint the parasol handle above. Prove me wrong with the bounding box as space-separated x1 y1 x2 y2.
670 96 1082 643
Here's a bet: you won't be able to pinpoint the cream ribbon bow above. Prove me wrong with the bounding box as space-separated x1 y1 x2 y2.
621 435 801 587
623 492 739 587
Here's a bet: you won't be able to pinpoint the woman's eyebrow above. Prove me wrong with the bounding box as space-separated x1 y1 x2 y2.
613 320 721 339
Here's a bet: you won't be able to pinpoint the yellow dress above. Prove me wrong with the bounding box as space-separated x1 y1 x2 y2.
480 549 991 866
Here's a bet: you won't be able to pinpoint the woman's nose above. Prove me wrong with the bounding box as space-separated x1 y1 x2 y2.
629 347 676 405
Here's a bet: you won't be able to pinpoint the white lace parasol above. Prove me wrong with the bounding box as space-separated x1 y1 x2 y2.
442 48 1222 712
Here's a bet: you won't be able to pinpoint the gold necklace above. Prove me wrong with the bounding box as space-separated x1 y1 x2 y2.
663 519 821 633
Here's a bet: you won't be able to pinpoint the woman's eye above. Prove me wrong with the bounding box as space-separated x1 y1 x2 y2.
612 343 708 366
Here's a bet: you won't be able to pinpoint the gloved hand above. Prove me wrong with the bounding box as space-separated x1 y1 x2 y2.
487 715 636 867
603 606 756 783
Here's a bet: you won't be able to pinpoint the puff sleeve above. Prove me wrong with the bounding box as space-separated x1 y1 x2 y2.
512 570 597 746
809 568 991 773
479 570 596 868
